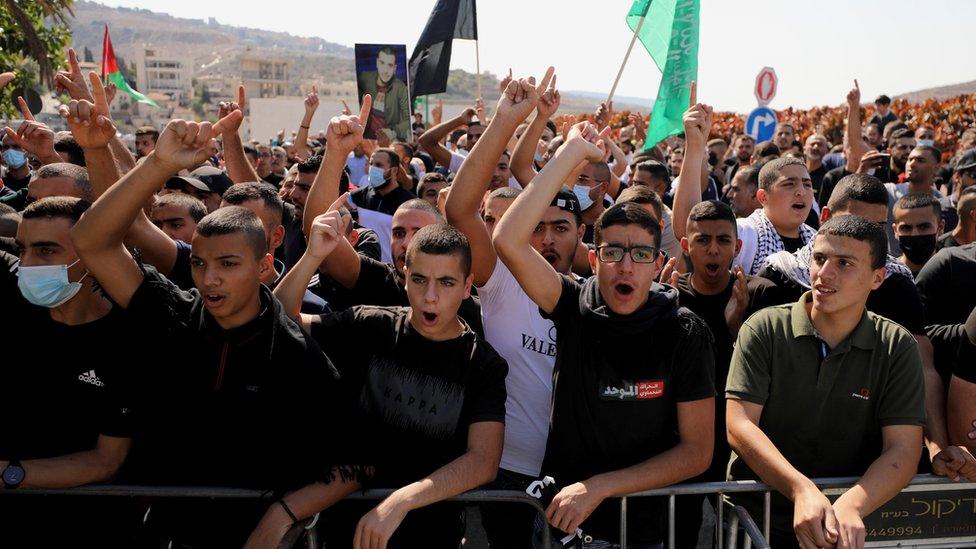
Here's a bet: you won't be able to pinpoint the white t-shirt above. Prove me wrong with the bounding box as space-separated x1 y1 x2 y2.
449 150 522 189
346 153 368 181
479 260 556 476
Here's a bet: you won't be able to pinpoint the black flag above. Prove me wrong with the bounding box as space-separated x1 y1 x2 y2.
409 0 478 102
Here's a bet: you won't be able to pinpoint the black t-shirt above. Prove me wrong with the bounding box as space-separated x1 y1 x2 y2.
263 172 284 188
675 273 780 480
936 231 962 251
818 166 850 206
917 243 976 327
121 266 343 490
809 163 828 197
0 268 138 460
281 202 307 270
758 265 927 336
309 306 506 547
541 275 715 543
350 184 416 216
956 333 976 384
780 234 805 253
940 196 960 233
4 171 31 191
335 255 484 336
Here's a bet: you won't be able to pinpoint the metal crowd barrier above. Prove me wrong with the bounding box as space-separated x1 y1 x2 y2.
1 475 974 548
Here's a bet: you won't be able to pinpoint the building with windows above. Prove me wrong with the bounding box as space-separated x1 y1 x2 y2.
132 46 194 105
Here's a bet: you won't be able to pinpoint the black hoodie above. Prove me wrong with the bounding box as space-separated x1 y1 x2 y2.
541 275 715 544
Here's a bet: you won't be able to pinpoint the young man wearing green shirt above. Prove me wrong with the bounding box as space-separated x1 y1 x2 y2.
726 215 925 549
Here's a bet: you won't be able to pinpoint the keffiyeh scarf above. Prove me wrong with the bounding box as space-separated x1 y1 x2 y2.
749 209 817 275
764 241 913 289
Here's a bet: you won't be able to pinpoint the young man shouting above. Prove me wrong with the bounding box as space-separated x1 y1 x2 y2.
495 121 715 546
275 220 507 549
727 215 925 549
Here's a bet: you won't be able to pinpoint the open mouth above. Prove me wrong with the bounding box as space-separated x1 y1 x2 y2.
204 294 226 308
791 202 807 212
541 251 560 265
421 311 438 324
704 263 721 276
614 282 635 296
815 285 836 296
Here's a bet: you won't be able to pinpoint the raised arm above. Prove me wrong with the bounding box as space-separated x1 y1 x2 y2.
275 208 346 326
354 421 503 549
4 97 62 165
220 86 261 184
671 82 713 241
418 106 475 169
494 122 608 314
510 74 560 187
447 69 553 286
71 115 238 307
300 99 374 288
845 80 870 174
293 86 319 161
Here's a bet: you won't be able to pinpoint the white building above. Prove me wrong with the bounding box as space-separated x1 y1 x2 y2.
132 46 194 105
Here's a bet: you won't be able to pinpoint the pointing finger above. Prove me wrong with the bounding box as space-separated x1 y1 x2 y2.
689 81 697 108
854 79 859 91
211 110 242 135
237 85 246 109
312 84 317 94
68 48 81 76
16 96 33 121
327 192 350 213
88 72 107 108
358 94 372 122
537 66 555 93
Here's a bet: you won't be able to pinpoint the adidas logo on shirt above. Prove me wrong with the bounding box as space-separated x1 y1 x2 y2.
78 369 104 387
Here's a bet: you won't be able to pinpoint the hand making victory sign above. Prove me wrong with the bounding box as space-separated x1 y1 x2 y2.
6 96 60 164
58 72 116 150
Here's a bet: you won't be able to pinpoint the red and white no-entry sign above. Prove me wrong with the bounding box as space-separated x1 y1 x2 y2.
754 67 777 106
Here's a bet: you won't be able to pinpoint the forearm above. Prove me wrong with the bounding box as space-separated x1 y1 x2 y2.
303 149 345 236
919 336 950 456
281 477 362 520
109 136 136 174
948 376 976 452
19 440 129 489
834 442 920 518
386 449 497 514
419 115 466 167
274 251 324 320
846 103 868 173
728 414 817 500
586 438 711 499
223 130 260 183
672 141 706 241
294 112 314 160
448 116 519 220
608 140 627 178
318 238 361 289
511 115 549 186
73 154 175 251
81 145 121 199
396 165 415 191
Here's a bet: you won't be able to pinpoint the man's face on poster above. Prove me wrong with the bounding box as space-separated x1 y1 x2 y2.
377 51 397 85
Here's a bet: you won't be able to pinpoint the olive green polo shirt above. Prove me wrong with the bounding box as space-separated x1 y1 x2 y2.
727 292 925 482
725 293 925 536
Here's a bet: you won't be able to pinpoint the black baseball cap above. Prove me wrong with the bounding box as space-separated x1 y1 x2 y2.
954 149 976 173
190 166 234 195
552 189 583 220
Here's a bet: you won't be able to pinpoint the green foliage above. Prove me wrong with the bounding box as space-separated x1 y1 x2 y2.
0 0 74 117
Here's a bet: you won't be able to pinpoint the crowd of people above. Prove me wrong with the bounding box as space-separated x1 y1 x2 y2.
2 49 976 549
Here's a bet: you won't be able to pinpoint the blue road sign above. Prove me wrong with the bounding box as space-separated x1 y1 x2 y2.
746 106 778 143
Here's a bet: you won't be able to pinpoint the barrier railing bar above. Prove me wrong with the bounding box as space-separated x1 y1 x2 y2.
620 495 628 549
716 491 724 549
734 504 770 549
762 490 770 542
667 493 676 549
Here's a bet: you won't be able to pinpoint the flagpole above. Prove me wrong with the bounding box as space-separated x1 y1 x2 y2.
607 15 646 104
475 39 482 99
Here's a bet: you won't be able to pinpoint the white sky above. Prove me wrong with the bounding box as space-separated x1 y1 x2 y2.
93 0 976 113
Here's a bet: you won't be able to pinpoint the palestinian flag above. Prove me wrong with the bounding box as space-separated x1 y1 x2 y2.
101 25 159 108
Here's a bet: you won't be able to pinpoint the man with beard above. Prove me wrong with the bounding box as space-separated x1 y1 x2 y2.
892 193 943 276
134 126 158 159
727 166 763 218
446 70 589 548
357 46 410 140
939 149 976 234
804 133 830 196
773 123 796 153
886 145 943 255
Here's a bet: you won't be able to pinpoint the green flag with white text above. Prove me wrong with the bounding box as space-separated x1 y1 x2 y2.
627 0 700 149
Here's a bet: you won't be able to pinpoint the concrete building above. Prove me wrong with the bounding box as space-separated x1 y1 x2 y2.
132 46 194 105
240 51 294 99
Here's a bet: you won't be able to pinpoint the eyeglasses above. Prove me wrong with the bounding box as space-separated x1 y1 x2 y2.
596 245 658 264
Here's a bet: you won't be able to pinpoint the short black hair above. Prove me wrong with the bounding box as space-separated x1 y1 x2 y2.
754 141 781 159
53 131 86 167
221 181 284 223
735 165 761 191
396 198 445 223
688 200 736 230
815 215 887 270
0 202 19 237
243 145 258 160
757 157 806 191
33 163 92 200
373 148 401 170
888 127 913 142
634 160 671 184
153 192 208 222
417 172 448 197
593 202 662 249
194 206 268 259
874 95 891 106
913 144 942 164
22 196 90 224
894 192 941 220
405 223 472 277
616 185 664 223
296 155 322 174
135 126 159 140
827 173 888 211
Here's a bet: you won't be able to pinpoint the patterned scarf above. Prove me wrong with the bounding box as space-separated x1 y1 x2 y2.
749 209 817 275
764 240 914 289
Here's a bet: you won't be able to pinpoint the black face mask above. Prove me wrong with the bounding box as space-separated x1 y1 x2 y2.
899 234 938 265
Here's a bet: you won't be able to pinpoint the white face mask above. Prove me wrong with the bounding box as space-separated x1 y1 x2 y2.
572 184 596 211
17 259 89 308
917 139 935 147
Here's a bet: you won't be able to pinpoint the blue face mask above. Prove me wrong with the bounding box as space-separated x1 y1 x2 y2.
17 259 88 308
3 149 27 169
917 139 935 147
367 165 388 188
572 184 596 211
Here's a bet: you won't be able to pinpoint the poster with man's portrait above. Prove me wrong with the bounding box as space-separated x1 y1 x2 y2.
354 44 411 141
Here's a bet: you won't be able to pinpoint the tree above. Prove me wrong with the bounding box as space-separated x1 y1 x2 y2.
0 0 73 116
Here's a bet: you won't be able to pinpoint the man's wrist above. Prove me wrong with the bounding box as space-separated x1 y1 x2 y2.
382 487 415 514
788 477 819 501
142 152 183 176
582 474 614 500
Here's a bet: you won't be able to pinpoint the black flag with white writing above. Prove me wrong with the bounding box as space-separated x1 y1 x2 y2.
408 0 478 102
